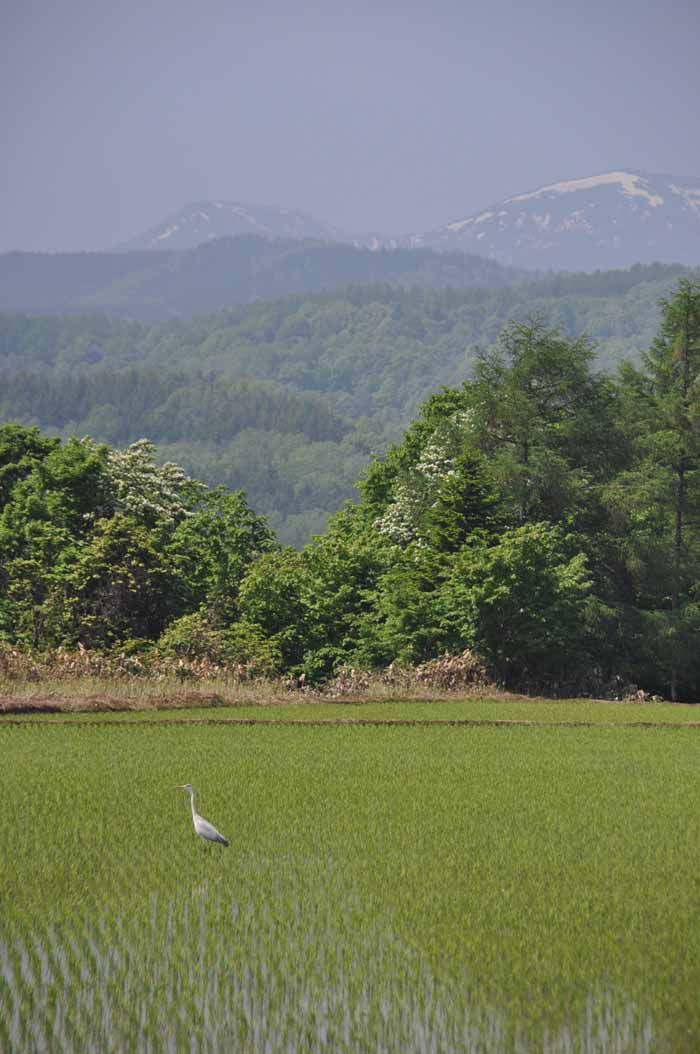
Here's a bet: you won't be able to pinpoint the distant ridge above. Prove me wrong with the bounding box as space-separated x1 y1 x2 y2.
118 170 700 272
409 170 700 270
0 236 522 321
120 201 341 251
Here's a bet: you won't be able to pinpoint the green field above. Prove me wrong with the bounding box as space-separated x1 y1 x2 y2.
2 702 699 1052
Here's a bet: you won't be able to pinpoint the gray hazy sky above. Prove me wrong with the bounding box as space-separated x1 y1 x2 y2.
2 0 699 252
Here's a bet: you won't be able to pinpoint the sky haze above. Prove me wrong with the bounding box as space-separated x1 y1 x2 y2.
2 0 699 252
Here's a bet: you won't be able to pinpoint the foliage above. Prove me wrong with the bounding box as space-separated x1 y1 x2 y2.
166 488 274 623
607 280 700 698
0 234 523 318
0 437 265 650
1 281 700 697
0 423 59 510
237 548 315 672
0 262 693 544
100 438 206 524
349 545 443 668
439 523 592 688
155 611 281 677
300 509 394 679
57 515 180 649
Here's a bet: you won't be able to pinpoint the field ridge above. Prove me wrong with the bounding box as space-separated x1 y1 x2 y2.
3 714 700 730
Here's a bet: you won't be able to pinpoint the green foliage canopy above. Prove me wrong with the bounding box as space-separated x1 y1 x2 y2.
2 279 700 699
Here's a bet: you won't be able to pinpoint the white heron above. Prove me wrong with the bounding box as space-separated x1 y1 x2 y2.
175 784 229 847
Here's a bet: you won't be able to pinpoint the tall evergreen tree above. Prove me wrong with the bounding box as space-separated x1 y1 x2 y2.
642 280 700 699
465 318 623 527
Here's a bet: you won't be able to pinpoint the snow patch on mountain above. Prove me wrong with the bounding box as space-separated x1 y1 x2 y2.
417 170 700 270
507 171 664 208
120 169 700 272
122 201 341 251
670 184 700 217
560 210 593 233
155 224 180 242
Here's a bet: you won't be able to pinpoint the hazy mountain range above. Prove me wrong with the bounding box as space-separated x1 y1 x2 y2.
0 170 697 325
122 170 700 271
121 201 340 252
412 170 700 270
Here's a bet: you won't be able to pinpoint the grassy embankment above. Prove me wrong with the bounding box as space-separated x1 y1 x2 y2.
2 698 699 1052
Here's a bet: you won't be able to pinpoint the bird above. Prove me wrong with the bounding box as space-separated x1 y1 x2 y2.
175 784 229 847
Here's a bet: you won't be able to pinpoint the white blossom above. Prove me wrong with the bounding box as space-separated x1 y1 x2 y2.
374 409 473 545
82 437 205 524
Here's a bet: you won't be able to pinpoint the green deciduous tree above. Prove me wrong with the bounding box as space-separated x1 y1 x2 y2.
237 548 314 673
0 423 59 510
60 515 179 648
352 545 446 668
301 508 392 678
439 522 591 689
167 488 274 624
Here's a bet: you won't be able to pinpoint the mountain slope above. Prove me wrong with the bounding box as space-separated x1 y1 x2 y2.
0 264 690 420
413 171 700 270
120 201 340 251
0 264 693 544
117 170 700 272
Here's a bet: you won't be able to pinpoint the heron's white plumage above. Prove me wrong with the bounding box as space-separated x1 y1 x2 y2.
176 784 229 847
194 814 228 846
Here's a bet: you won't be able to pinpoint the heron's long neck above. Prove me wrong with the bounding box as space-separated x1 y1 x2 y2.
189 790 197 820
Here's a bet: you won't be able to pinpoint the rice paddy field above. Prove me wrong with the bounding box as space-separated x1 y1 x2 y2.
2 697 700 1052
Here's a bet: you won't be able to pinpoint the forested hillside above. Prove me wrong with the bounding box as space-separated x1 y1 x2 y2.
0 236 521 320
2 279 699 700
0 263 693 543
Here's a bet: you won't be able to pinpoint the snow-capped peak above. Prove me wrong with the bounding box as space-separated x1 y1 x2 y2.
418 169 700 271
120 169 700 272
122 201 340 252
506 171 664 209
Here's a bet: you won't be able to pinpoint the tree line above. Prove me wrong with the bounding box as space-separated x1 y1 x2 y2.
0 236 521 319
0 264 694 544
1 279 698 700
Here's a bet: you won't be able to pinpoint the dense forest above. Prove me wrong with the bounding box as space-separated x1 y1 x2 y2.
0 262 695 543
1 279 699 700
0 236 523 319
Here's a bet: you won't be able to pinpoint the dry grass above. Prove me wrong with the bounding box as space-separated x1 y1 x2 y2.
0 675 304 714
0 646 499 714
0 677 500 715
1 645 665 716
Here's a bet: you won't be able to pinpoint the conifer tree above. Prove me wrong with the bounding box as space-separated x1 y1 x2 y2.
643 280 700 699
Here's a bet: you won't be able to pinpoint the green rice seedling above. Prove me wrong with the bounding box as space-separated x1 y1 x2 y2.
6 695 699 725
0 879 654 1053
1 716 698 1050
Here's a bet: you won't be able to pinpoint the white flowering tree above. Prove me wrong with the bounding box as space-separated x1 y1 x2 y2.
374 411 477 548
83 438 206 527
